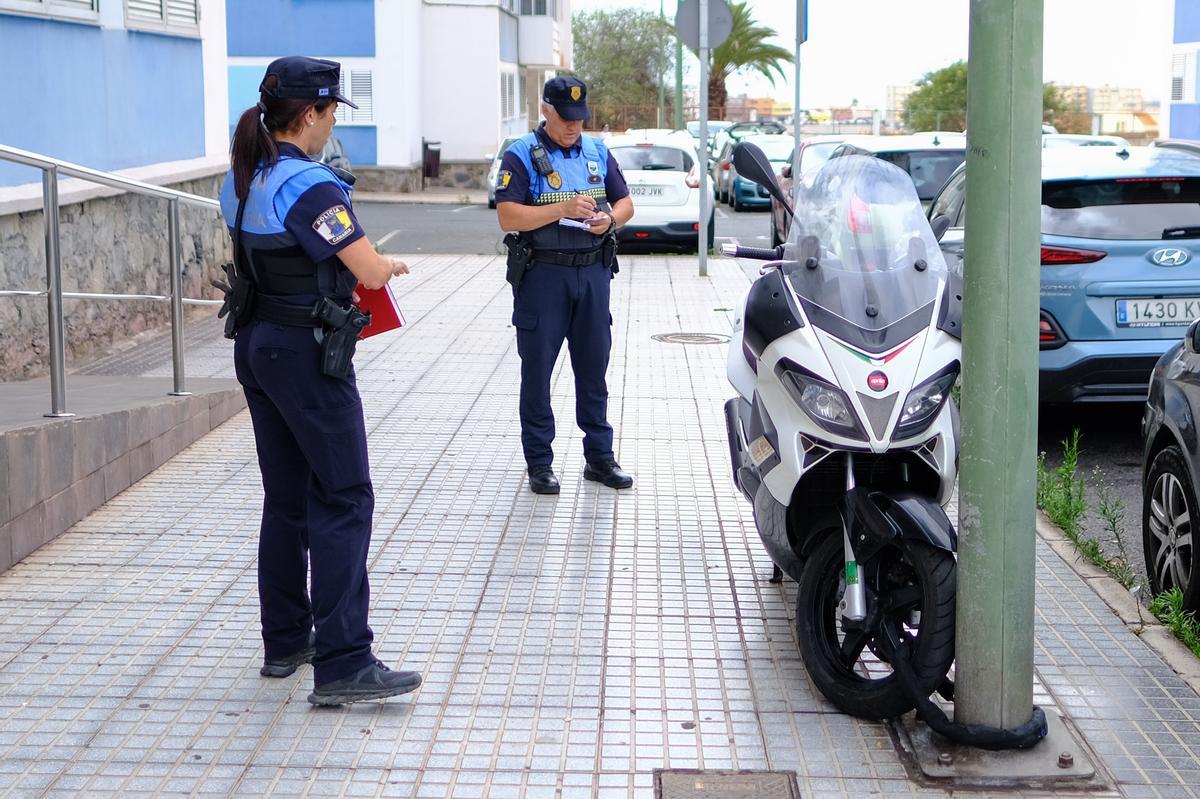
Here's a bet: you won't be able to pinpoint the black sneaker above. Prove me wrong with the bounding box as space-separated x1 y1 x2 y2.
528 464 560 494
260 631 316 678
583 459 633 489
307 661 422 706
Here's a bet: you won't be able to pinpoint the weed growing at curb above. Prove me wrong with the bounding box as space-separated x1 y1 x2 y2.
1150 588 1200 659
1037 431 1200 660
1036 431 1137 588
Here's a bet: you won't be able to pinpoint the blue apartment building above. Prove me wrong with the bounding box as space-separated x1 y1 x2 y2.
1171 0 1200 138
0 0 227 187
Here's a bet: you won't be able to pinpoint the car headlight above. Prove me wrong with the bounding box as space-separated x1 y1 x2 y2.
778 367 867 440
894 367 959 440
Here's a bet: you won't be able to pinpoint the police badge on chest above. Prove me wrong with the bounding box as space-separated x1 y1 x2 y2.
587 160 602 184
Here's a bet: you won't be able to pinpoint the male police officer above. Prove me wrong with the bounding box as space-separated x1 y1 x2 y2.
495 77 635 495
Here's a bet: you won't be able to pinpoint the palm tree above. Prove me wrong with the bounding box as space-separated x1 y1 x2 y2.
702 1 793 120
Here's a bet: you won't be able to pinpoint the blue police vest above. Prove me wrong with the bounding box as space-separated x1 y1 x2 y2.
219 157 358 301
508 131 610 252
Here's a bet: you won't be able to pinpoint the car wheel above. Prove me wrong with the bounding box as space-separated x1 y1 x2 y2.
488 199 496 210
1144 445 1200 612
732 192 744 212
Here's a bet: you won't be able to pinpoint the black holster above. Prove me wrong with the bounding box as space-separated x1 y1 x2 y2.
601 232 619 276
312 297 370 379
503 232 534 294
212 261 256 340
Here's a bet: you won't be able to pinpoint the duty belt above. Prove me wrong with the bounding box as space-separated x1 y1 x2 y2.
252 295 324 327
533 248 604 267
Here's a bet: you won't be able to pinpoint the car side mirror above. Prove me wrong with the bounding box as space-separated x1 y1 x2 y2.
930 215 952 242
484 152 495 161
1188 319 1200 353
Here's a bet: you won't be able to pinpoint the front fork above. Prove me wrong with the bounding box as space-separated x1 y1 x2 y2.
838 453 868 623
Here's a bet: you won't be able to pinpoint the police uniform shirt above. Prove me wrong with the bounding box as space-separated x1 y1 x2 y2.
221 142 366 266
494 123 629 211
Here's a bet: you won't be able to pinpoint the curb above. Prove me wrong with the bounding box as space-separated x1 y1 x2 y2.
1035 511 1200 696
355 191 487 205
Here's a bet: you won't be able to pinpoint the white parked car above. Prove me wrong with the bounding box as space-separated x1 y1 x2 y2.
486 136 520 209
607 131 713 254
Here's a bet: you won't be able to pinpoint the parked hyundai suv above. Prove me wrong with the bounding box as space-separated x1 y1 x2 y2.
928 146 1200 403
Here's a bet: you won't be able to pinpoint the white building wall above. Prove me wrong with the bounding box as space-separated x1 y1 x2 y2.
374 0 423 167
199 0 230 161
422 3 505 160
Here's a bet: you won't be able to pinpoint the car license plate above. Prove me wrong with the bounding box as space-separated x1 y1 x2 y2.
1116 297 1200 327
631 185 664 197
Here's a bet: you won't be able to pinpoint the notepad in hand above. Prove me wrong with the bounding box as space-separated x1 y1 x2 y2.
354 282 405 339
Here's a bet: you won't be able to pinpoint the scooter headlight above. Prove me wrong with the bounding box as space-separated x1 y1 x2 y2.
894 366 959 440
778 368 867 441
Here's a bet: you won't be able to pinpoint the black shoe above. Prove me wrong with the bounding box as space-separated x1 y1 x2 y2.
307 661 422 706
584 459 633 489
260 631 316 678
528 465 560 494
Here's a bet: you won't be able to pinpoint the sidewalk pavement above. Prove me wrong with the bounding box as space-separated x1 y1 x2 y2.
356 188 488 205
1 255 1199 798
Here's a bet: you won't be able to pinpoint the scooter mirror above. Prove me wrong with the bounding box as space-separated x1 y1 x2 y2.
930 214 952 242
732 142 792 216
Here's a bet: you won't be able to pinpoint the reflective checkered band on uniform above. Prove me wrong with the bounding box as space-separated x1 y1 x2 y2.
534 187 608 205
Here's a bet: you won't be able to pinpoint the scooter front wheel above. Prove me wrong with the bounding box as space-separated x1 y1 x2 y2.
795 532 956 720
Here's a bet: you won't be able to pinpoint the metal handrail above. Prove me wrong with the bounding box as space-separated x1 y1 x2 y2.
0 143 225 417
0 144 220 209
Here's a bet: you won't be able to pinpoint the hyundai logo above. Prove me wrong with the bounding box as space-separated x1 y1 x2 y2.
1151 248 1191 267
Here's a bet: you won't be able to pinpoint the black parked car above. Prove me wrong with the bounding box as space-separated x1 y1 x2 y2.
1142 324 1200 613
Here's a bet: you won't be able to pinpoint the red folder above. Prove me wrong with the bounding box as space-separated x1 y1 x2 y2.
355 282 406 339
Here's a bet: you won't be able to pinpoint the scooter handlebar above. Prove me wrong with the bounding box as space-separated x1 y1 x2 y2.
722 243 784 261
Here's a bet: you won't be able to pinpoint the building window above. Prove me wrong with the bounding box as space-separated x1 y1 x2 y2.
500 72 521 120
125 0 200 35
520 0 554 15
334 69 374 125
0 0 98 22
519 74 527 117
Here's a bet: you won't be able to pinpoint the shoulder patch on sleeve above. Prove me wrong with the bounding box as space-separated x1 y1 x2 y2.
496 170 512 191
313 205 355 245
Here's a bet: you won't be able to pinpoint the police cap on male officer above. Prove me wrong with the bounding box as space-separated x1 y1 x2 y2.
495 76 636 494
218 56 420 706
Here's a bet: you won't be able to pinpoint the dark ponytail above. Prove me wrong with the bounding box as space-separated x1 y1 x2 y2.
229 74 336 199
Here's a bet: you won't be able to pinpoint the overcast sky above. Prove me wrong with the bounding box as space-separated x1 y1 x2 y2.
571 0 1175 109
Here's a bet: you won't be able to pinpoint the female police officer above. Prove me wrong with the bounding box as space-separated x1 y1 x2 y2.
219 56 420 706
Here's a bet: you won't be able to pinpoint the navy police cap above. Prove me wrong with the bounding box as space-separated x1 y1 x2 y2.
260 56 358 109
543 76 590 121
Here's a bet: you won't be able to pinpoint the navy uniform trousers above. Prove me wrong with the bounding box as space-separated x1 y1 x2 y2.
513 259 614 467
234 319 376 685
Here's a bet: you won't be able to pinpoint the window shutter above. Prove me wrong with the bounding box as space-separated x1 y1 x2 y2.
334 70 374 124
349 70 373 123
166 0 197 25
1173 54 1186 102
127 0 163 21
50 0 98 11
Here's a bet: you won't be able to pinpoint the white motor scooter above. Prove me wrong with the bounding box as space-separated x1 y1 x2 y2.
723 145 963 720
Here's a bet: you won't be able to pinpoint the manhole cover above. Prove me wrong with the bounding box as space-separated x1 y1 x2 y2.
656 770 801 799
651 332 731 345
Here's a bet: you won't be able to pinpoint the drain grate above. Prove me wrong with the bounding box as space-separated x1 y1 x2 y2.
656 770 801 799
651 332 731 345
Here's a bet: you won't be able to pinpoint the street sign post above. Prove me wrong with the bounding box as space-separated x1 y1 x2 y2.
675 0 731 275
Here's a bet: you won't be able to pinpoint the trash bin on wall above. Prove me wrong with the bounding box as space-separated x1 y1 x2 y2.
422 140 442 179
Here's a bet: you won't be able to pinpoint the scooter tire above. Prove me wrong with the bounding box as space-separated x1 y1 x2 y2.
795 532 956 720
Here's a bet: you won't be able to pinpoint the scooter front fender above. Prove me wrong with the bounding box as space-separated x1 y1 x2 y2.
841 489 957 565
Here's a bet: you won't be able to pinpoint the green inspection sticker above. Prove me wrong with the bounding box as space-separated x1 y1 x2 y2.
845 562 859 585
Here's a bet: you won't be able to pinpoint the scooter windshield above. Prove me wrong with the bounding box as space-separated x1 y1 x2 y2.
784 155 948 348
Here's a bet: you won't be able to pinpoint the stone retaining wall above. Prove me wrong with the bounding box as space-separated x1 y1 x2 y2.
355 160 490 193
0 174 231 380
